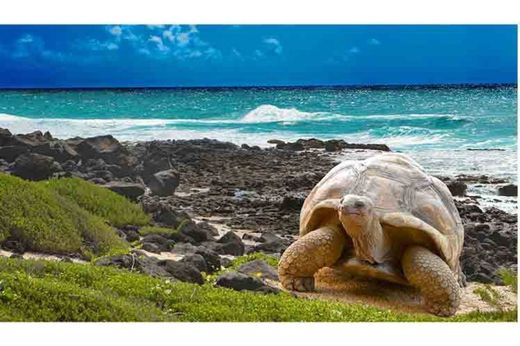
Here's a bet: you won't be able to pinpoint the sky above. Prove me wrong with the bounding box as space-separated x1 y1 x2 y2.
0 25 516 87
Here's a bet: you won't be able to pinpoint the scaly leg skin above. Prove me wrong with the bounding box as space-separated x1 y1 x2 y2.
278 225 346 292
402 246 461 317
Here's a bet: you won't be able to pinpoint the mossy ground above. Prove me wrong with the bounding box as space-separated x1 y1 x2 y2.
0 174 137 257
0 257 516 322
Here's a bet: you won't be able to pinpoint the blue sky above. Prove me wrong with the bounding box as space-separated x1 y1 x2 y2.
0 25 516 87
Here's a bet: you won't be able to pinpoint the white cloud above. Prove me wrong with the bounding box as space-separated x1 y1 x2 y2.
147 25 165 29
368 38 381 45
18 34 34 44
148 35 169 52
349 46 360 54
11 34 67 62
177 32 191 46
108 25 122 37
138 48 151 55
84 39 119 51
231 48 242 58
263 37 283 55
162 30 175 43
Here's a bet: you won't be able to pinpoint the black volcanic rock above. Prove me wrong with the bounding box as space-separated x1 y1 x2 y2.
498 184 517 197
12 153 62 181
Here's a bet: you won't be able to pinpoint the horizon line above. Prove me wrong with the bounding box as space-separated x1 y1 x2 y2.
0 82 516 91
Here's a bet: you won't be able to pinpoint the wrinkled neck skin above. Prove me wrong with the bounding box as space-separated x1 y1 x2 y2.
339 211 390 264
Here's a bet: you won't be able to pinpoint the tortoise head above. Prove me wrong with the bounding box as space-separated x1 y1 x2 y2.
337 194 375 228
337 194 384 263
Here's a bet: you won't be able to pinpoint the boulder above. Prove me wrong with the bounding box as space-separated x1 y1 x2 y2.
32 141 79 162
104 181 145 201
159 260 204 284
12 153 62 180
276 142 304 151
124 230 140 242
142 243 162 254
153 208 191 228
216 231 245 256
267 139 285 146
498 184 517 197
142 152 172 178
296 138 326 149
0 128 12 146
67 135 136 167
180 254 208 273
237 259 279 281
0 145 28 162
180 221 212 243
142 234 174 252
147 169 180 196
194 247 221 273
280 194 305 211
253 233 286 253
1 238 26 254
95 253 171 277
324 140 343 152
445 179 467 197
215 272 279 293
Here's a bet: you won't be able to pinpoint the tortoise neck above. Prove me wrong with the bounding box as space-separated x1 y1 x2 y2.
341 213 389 264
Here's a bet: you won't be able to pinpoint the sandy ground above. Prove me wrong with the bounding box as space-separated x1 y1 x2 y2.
284 267 518 316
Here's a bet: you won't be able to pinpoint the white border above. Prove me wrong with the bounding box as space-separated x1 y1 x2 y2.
0 0 518 344
0 0 519 24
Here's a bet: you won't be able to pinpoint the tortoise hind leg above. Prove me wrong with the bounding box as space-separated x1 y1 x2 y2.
278 225 346 292
401 246 461 317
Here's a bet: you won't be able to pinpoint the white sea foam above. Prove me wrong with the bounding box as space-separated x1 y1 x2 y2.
239 105 462 123
240 105 331 123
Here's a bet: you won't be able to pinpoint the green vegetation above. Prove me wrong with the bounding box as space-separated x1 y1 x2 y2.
498 268 518 293
0 257 515 322
225 252 279 269
139 225 178 237
205 252 279 284
0 174 128 257
41 177 150 227
473 285 502 308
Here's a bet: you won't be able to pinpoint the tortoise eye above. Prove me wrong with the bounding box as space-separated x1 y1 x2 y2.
354 200 365 208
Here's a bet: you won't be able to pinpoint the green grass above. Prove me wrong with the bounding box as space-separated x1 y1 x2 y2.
0 173 128 257
473 285 502 308
41 177 150 227
0 257 515 322
139 225 178 237
498 268 518 293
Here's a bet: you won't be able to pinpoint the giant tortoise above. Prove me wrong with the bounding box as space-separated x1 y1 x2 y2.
278 153 464 316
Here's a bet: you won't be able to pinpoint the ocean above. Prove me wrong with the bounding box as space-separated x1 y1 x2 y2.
0 85 517 202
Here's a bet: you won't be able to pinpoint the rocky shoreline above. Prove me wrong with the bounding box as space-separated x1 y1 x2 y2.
0 128 517 287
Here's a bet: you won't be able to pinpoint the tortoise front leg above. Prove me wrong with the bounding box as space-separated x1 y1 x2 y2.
278 225 346 292
401 246 461 316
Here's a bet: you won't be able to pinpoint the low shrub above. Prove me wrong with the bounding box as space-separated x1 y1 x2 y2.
498 268 518 293
0 257 516 322
41 177 150 227
0 173 128 257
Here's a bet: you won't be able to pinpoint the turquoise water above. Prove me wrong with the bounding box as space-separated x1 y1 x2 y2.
0 86 516 151
1 85 516 213
0 86 517 181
